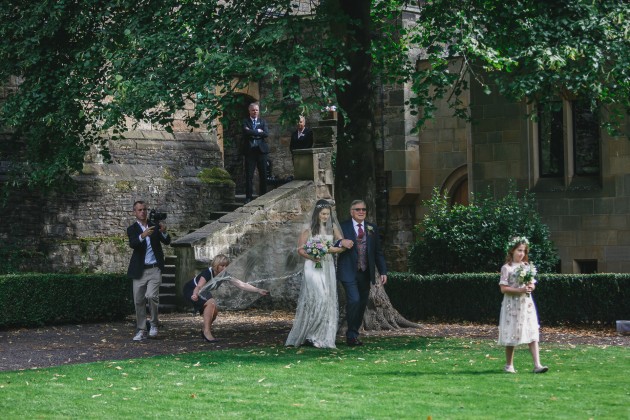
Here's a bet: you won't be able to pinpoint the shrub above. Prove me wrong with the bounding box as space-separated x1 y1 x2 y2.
198 167 236 187
386 272 630 325
408 184 559 274
0 273 132 328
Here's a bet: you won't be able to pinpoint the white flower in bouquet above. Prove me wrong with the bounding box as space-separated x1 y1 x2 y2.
515 263 538 297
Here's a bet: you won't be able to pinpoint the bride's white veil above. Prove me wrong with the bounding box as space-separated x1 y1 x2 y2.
302 199 340 239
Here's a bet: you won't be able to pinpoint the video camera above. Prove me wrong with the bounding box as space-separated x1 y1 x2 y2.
148 209 167 225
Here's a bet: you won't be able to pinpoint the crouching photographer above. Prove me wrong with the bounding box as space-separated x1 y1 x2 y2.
126 200 171 342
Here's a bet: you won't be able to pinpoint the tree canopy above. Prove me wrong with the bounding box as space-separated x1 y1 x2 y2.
1 0 628 199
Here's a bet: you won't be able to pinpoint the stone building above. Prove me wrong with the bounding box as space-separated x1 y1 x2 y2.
380 11 630 273
2 10 629 275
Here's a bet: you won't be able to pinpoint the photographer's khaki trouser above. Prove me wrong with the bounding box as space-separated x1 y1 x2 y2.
133 267 161 330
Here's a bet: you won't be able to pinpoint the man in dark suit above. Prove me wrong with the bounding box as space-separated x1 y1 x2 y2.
127 200 171 341
336 200 388 346
241 102 269 203
289 116 314 151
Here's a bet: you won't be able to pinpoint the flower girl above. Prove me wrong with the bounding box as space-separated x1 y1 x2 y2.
497 236 548 374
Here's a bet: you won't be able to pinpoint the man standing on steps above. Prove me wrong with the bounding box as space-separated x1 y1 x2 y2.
240 102 270 203
289 116 313 152
126 200 171 341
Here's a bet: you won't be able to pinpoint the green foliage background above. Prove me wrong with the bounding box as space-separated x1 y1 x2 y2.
0 0 627 192
409 185 559 274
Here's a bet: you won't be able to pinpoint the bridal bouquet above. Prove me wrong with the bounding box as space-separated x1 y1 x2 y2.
303 236 332 268
515 263 538 297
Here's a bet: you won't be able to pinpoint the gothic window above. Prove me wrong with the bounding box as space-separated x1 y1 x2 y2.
573 101 601 176
537 99 600 180
538 101 564 177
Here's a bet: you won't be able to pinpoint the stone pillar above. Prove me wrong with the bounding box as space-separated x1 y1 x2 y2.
173 245 197 310
291 117 336 199
291 148 334 199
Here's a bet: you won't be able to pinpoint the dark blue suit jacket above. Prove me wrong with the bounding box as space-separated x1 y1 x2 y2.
241 117 269 155
337 219 387 284
126 222 171 279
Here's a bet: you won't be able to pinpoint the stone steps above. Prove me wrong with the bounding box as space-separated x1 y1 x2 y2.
162 196 248 307
159 256 177 313
198 195 249 227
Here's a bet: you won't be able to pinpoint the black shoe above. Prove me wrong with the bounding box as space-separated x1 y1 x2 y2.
244 197 252 204
201 331 218 343
347 338 363 347
303 339 314 347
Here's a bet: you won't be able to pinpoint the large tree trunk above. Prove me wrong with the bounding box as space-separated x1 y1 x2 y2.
332 0 377 214
363 284 420 330
331 0 417 332
337 281 420 336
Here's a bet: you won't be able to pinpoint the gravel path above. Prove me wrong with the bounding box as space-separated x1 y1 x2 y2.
1 310 627 372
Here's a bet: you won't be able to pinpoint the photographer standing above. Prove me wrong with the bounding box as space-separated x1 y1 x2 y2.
127 200 171 341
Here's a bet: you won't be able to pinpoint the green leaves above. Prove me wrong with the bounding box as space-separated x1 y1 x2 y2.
409 184 559 275
1 0 627 193
406 0 630 132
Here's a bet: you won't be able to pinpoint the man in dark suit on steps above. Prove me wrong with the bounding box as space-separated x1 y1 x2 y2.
127 200 171 341
289 116 314 152
241 102 270 203
336 200 388 346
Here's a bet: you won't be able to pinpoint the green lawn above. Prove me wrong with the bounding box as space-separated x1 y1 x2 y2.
1 336 628 419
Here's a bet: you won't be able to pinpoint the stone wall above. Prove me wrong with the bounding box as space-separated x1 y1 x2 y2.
1 125 232 273
469 80 630 273
378 53 630 274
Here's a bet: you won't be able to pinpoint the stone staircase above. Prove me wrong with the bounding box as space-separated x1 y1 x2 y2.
160 195 248 310
201 195 248 227
158 255 178 313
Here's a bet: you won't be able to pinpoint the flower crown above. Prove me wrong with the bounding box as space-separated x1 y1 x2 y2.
315 203 331 209
506 236 529 252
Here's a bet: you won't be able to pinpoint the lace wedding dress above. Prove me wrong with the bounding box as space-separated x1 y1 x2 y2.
285 234 338 348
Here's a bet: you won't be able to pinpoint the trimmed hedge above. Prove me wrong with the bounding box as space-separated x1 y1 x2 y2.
386 272 630 326
0 273 133 329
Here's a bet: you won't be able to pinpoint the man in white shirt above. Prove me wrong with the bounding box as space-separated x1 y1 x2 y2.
126 200 171 341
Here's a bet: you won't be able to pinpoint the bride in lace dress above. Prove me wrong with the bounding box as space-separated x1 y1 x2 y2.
285 199 346 348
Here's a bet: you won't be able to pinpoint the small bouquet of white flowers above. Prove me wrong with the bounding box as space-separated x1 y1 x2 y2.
303 236 332 268
515 263 538 297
